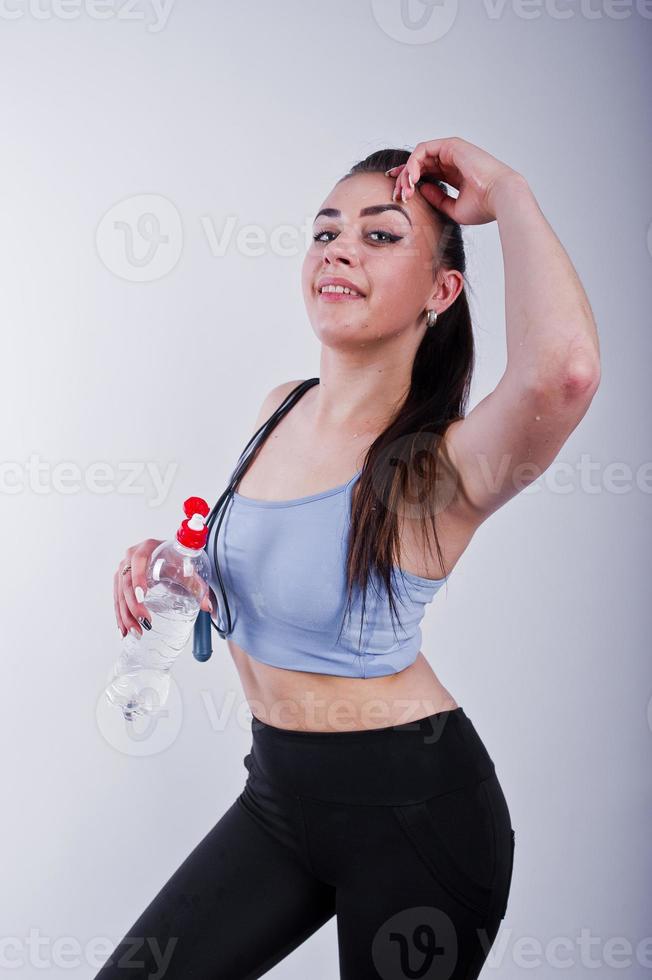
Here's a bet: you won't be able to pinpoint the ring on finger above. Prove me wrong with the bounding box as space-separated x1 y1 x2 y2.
121 563 132 576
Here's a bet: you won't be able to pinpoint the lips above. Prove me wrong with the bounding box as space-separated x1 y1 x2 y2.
316 276 366 297
317 289 365 302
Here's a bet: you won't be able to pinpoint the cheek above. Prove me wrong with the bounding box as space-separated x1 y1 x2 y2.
301 254 318 294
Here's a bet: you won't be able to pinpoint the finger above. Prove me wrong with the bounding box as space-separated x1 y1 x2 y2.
129 542 153 601
418 180 458 220
392 166 411 203
127 540 160 619
113 571 126 636
200 587 215 615
117 581 141 635
395 165 417 203
406 139 465 195
121 573 146 634
385 165 406 203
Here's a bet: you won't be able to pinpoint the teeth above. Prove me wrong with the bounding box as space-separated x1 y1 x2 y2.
319 284 361 296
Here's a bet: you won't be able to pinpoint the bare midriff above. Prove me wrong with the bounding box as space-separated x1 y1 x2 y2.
226 639 459 732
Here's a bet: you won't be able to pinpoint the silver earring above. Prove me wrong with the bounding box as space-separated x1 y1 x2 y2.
426 309 438 328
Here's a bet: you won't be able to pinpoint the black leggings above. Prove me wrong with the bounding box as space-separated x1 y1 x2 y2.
94 706 516 979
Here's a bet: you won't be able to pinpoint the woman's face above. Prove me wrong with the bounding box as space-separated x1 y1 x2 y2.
301 171 449 348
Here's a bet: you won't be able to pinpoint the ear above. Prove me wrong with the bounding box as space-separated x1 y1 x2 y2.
426 268 464 314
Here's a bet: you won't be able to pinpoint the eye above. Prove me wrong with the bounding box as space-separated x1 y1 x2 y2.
312 229 402 244
368 230 402 243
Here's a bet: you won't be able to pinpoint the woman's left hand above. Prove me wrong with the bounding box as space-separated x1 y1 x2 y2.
386 137 525 225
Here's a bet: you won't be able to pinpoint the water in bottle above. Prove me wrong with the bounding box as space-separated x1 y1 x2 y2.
105 496 211 721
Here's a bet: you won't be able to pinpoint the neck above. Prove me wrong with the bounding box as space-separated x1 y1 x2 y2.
312 350 413 430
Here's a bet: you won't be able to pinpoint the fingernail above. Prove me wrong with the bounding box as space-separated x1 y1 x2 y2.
384 168 395 176
118 625 125 636
139 617 152 631
134 586 145 603
401 186 408 203
129 627 141 640
407 172 414 189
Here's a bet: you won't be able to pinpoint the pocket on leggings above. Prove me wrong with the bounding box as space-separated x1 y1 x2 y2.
391 777 496 917
480 771 515 919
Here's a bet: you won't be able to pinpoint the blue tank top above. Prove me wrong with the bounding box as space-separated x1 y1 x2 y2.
206 392 450 679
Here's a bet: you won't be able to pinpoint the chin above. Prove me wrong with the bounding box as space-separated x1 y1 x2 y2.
314 321 372 346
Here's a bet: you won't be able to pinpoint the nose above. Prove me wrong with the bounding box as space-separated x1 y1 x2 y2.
321 232 359 267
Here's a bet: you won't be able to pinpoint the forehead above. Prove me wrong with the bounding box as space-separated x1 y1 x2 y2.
320 171 389 207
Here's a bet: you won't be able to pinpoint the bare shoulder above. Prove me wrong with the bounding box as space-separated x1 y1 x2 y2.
251 379 308 432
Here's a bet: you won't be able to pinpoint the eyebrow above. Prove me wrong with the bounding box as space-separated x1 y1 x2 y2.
313 204 413 228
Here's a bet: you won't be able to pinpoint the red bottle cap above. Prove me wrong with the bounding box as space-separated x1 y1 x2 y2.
177 496 210 549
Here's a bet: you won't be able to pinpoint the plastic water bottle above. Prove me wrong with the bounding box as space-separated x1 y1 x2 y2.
104 496 211 721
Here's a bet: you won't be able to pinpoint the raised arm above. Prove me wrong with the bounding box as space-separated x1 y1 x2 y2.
443 172 601 524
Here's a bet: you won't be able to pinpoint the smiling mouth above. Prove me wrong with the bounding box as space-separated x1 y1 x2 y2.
317 286 365 301
318 292 365 302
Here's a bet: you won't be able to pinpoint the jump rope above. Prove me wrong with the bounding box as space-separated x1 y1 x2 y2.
192 377 321 662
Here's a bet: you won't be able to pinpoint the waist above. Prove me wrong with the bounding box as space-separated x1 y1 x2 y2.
247 705 496 805
229 641 459 732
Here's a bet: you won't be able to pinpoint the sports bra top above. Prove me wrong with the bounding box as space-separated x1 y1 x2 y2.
205 383 450 679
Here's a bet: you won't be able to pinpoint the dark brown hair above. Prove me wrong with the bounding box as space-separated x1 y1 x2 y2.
334 147 476 653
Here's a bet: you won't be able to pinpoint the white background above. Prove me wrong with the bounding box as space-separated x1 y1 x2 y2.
1 1 650 976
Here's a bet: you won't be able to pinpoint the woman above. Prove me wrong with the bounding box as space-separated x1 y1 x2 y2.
107 137 600 979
